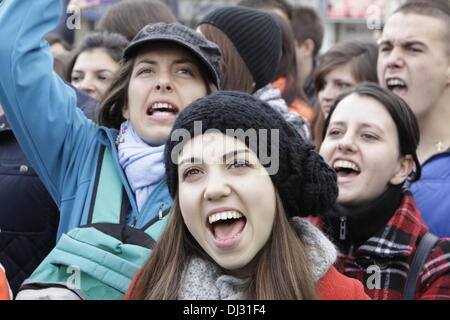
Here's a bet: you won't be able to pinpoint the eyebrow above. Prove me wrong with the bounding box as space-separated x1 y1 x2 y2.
360 122 383 132
178 149 250 167
222 149 250 162
72 69 114 74
329 121 383 132
328 121 346 127
378 39 427 48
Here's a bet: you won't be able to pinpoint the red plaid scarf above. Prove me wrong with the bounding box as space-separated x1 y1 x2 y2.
310 192 450 300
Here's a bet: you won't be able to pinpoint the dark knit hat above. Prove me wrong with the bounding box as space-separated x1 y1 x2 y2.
123 22 222 89
198 6 281 91
164 91 338 218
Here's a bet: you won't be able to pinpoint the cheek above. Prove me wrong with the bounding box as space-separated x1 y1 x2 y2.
317 90 325 102
318 141 333 163
179 196 199 233
178 186 199 222
122 106 130 120
377 57 385 78
247 177 277 218
181 82 208 106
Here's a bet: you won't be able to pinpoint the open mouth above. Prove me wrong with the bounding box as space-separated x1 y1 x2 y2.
146 102 179 116
208 210 247 242
333 160 361 179
386 78 408 96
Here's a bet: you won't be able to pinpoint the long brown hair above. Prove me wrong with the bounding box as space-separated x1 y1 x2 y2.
198 24 255 93
128 193 318 300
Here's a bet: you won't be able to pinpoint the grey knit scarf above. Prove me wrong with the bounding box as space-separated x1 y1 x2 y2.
178 218 337 300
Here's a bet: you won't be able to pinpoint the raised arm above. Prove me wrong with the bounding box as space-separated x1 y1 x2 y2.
0 0 98 204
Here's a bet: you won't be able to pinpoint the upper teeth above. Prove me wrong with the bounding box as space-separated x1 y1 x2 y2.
386 79 406 87
333 160 360 172
152 102 174 111
208 211 243 224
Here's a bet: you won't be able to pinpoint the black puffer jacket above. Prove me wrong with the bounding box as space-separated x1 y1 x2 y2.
0 117 59 296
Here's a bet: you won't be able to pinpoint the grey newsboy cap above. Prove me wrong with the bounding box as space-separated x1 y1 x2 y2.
123 22 222 89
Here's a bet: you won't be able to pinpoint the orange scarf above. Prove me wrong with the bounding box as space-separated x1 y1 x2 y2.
272 77 314 122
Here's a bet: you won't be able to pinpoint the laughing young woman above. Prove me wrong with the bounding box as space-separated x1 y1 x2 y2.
315 83 450 300
0 0 220 299
126 91 370 300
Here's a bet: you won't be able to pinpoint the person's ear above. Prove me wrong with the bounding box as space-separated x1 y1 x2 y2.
301 39 315 58
122 105 130 120
390 154 414 185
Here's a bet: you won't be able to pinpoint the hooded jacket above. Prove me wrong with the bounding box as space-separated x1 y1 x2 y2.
0 0 172 242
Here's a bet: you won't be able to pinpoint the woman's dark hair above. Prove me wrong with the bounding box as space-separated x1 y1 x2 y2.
198 24 255 93
322 82 422 182
313 40 379 93
238 0 293 20
270 12 307 105
312 40 379 149
45 32 73 51
96 0 177 41
65 32 129 81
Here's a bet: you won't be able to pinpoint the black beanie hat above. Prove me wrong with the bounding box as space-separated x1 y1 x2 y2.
164 91 338 218
198 6 282 91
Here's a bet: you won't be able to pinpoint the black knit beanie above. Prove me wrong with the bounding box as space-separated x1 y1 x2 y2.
198 6 282 91
164 91 338 218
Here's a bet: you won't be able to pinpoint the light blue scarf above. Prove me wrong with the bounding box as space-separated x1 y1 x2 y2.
118 121 165 212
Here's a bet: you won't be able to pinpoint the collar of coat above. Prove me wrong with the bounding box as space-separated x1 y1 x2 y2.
347 191 427 259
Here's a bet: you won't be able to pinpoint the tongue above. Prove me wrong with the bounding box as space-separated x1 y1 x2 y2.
153 110 175 115
213 219 245 240
336 170 359 178
150 110 177 120
391 86 407 97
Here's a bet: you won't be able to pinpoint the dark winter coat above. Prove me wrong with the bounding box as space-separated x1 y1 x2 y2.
0 85 96 296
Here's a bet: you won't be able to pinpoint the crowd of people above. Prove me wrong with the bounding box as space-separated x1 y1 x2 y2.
0 0 449 301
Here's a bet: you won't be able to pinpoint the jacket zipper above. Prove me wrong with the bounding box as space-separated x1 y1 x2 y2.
131 216 138 228
158 203 164 220
339 216 347 240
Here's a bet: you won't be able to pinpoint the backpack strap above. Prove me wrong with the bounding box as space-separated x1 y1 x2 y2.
87 145 169 243
403 232 439 300
87 145 126 225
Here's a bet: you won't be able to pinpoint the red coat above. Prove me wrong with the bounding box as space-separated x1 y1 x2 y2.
318 266 370 300
0 264 12 300
125 266 370 300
